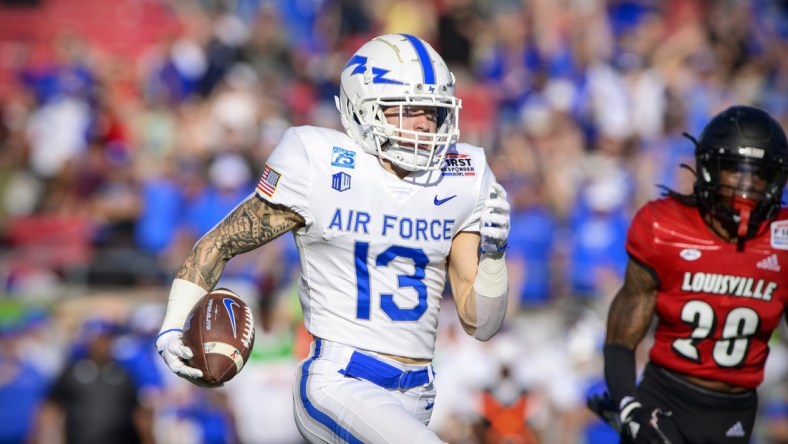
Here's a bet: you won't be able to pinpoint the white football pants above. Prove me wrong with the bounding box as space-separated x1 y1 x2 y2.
292 339 445 444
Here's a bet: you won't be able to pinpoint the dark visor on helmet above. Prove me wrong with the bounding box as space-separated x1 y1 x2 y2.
717 156 782 183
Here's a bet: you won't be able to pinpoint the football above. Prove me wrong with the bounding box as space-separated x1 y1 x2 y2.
182 288 255 385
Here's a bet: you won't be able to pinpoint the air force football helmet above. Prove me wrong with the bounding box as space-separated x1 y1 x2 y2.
689 105 788 239
336 34 461 171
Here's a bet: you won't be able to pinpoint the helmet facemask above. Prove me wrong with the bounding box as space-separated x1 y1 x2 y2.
368 96 459 171
695 151 788 240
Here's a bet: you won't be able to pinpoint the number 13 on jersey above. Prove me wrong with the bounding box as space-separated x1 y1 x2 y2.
354 241 430 321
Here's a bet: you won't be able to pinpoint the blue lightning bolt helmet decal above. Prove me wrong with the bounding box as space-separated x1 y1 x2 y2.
345 55 367 75
344 55 406 85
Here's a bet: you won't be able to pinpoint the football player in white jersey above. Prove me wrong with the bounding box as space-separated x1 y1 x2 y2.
155 33 511 443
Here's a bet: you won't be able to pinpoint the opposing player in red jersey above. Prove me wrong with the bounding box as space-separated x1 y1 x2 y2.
588 105 788 443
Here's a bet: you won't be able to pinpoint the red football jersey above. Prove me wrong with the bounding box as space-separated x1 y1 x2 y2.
627 197 788 389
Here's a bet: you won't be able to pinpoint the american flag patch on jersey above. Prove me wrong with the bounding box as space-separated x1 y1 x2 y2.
256 164 281 197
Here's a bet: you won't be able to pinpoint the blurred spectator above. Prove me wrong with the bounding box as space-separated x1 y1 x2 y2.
32 318 154 444
475 344 539 444
633 90 694 205
18 29 97 107
176 389 240 444
0 304 51 444
133 158 186 257
566 158 632 308
199 11 250 98
113 303 167 406
476 3 543 126
373 0 437 42
207 63 261 151
155 384 240 444
505 176 558 308
144 31 208 105
436 0 484 70
182 152 252 238
24 91 91 180
242 4 295 98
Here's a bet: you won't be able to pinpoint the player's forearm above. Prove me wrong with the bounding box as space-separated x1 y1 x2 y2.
604 343 639 407
161 232 255 336
176 195 302 289
605 296 650 349
162 196 301 334
603 300 643 407
471 252 508 340
603 262 658 406
174 233 234 291
606 260 658 346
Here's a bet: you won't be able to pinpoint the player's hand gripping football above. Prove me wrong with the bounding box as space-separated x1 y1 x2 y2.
155 329 217 388
619 399 673 444
480 181 510 255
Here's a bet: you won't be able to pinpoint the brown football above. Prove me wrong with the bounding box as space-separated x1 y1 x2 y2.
182 288 255 385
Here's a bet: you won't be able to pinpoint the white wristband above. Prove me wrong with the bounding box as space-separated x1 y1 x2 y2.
159 279 209 334
473 252 508 298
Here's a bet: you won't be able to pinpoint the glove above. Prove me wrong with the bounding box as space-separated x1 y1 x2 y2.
480 181 510 255
155 329 220 388
587 391 620 431
619 398 673 444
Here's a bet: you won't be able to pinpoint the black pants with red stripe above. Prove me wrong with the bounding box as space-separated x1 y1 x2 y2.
621 362 758 444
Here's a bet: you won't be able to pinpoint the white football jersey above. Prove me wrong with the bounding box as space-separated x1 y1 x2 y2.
256 126 494 359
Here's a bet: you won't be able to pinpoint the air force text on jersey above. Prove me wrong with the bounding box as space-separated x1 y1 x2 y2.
327 208 455 241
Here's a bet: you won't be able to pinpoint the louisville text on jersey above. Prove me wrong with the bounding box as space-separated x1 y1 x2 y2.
681 272 777 301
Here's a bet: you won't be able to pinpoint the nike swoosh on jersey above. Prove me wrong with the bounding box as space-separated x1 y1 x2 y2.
433 194 457 205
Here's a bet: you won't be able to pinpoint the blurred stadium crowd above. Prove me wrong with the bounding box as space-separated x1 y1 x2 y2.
1 0 788 442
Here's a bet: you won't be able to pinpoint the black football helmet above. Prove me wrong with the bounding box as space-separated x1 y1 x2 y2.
688 105 788 240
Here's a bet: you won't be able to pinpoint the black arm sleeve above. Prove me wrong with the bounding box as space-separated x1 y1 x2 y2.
604 343 638 407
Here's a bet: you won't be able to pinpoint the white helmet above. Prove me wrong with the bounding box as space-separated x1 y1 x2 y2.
336 34 462 171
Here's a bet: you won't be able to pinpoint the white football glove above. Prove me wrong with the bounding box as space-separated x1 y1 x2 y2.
155 329 203 379
156 279 224 387
479 181 510 255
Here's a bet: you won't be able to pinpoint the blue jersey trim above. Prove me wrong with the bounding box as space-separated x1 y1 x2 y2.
400 33 435 85
299 339 365 444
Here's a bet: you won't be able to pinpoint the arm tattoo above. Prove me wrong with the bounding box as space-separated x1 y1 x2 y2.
175 196 304 289
606 259 659 349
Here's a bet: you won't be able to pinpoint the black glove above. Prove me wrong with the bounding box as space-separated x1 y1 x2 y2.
619 398 673 444
587 391 620 431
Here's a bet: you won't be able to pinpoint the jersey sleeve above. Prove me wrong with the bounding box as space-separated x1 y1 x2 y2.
255 128 313 226
456 152 495 233
625 203 657 268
